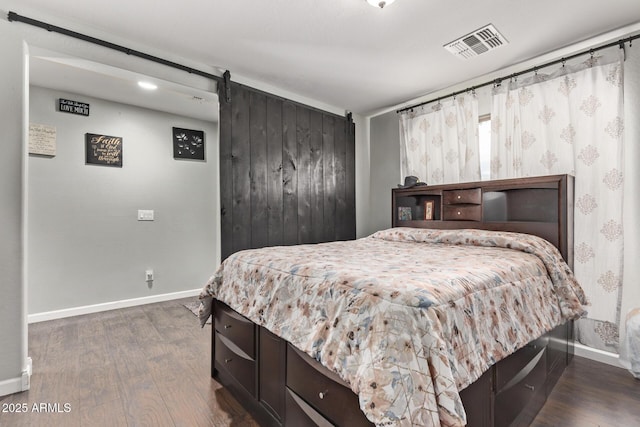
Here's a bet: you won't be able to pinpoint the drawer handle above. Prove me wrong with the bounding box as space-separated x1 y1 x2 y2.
318 390 329 400
457 211 461 215
457 195 461 199
224 358 233 363
524 384 535 391
224 324 232 329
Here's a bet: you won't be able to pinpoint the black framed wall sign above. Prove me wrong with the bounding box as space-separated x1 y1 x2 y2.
85 133 123 167
59 98 90 116
173 127 205 160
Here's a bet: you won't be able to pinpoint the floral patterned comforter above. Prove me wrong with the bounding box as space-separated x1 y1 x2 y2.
199 228 587 426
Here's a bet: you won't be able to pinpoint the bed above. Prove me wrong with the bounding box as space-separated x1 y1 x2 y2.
199 174 587 427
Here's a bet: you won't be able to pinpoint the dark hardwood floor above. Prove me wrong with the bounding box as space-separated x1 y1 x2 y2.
531 355 640 427
0 298 258 427
1 298 638 426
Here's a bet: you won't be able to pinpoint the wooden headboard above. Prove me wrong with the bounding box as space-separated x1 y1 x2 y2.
392 174 574 266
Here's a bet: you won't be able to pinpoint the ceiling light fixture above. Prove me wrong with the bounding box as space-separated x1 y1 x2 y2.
138 81 158 90
366 0 396 8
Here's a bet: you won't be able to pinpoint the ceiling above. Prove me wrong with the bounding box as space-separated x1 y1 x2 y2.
7 0 640 116
28 51 219 122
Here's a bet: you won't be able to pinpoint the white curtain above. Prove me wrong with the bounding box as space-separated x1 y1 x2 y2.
490 51 625 331
399 95 480 185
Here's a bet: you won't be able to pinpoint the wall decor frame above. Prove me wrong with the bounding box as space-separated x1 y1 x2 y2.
424 200 435 220
85 133 122 167
29 123 56 156
398 206 412 221
58 98 90 116
173 127 205 160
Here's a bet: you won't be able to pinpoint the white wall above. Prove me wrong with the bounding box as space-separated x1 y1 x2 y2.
28 86 218 314
0 29 27 396
352 113 370 238
367 111 399 236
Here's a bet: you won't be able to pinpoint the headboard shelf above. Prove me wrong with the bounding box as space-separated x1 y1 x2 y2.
392 174 574 264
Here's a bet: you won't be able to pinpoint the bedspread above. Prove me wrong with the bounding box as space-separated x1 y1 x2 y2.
199 228 587 426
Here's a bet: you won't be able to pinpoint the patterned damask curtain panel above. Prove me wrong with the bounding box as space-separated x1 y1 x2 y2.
490 51 625 350
399 95 480 185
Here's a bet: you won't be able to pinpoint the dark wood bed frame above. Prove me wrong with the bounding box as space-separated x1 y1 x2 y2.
210 174 575 427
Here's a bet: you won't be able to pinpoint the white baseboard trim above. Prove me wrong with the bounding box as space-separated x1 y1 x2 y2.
28 289 201 323
574 342 620 367
0 376 25 397
0 357 32 396
22 357 32 391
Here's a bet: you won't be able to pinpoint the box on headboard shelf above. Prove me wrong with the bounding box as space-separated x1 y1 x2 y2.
392 174 574 264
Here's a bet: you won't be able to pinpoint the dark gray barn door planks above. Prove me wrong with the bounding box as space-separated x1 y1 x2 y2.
218 81 355 260
266 96 284 247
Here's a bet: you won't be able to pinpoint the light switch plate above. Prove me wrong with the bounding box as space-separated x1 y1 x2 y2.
138 209 154 221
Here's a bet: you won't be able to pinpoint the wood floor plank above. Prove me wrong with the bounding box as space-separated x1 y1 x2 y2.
4 298 638 427
28 321 53 353
76 363 121 409
45 322 79 357
76 312 109 341
76 339 112 368
204 385 259 426
120 375 175 427
79 398 128 427
35 352 81 403
531 356 640 426
156 372 217 427
109 342 155 381
124 306 166 343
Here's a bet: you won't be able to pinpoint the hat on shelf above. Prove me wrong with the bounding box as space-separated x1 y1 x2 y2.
397 176 427 189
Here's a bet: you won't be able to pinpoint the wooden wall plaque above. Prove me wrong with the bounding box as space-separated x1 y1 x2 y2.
85 133 122 167
29 123 56 156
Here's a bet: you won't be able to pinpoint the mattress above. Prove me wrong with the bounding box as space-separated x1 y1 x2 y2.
199 228 587 426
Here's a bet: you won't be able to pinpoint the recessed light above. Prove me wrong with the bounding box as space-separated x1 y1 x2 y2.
138 81 158 90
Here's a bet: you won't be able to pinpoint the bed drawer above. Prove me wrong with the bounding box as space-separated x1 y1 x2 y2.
546 323 569 395
285 387 334 427
286 345 373 427
495 338 546 393
443 204 482 221
215 332 256 397
443 188 481 205
214 300 255 358
494 347 547 427
259 327 286 421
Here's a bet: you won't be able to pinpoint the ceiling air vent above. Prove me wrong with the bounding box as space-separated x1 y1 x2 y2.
444 24 508 59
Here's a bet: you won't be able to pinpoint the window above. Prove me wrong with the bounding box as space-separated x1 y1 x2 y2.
479 118 491 180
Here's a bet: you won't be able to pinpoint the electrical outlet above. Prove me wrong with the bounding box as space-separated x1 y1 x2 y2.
138 210 154 221
145 269 154 281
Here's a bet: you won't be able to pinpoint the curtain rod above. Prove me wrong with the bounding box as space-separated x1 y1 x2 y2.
397 33 640 114
7 11 223 83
